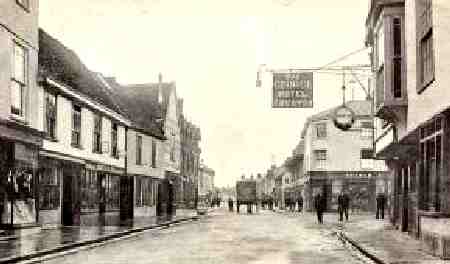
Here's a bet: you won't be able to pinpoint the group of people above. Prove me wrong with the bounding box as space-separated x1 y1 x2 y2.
285 196 303 212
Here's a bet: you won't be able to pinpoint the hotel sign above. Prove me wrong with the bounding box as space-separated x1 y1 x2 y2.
272 72 313 108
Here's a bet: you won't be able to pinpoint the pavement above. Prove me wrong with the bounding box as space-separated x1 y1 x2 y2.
0 209 199 264
277 209 450 264
35 207 370 264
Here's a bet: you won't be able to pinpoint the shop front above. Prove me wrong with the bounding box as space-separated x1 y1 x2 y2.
0 121 43 228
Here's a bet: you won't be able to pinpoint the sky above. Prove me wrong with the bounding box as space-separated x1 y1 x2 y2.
39 0 371 187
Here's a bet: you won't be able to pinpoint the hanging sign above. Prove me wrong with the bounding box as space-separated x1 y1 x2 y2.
333 105 355 131
272 72 313 108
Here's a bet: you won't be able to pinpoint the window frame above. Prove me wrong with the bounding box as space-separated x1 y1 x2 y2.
71 104 82 148
111 123 118 159
136 135 143 165
93 113 102 153
151 139 157 168
417 0 435 93
314 149 327 169
11 42 27 117
315 123 327 139
44 90 57 140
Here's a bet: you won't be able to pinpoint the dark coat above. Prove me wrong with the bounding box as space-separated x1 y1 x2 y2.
314 194 325 212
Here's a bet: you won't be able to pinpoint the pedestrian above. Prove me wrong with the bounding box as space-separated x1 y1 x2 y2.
297 195 303 213
228 198 234 212
314 192 325 224
376 193 386 220
338 191 344 222
342 191 350 221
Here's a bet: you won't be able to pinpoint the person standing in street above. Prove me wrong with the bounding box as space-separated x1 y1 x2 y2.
376 193 386 219
297 195 303 213
314 192 325 224
338 191 345 222
228 198 234 212
342 191 350 221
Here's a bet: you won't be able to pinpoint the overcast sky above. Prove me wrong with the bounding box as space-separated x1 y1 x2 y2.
40 0 371 187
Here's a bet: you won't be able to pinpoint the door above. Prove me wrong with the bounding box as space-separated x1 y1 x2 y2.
120 176 133 221
61 164 81 226
402 166 409 232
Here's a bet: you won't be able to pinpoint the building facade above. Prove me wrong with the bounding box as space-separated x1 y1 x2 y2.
37 30 130 226
368 0 450 258
179 104 201 209
0 0 45 227
302 100 388 212
198 165 215 198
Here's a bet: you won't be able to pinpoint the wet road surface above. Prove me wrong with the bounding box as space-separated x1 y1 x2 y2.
39 208 368 264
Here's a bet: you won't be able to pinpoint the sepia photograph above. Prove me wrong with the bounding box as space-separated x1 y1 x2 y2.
0 0 449 263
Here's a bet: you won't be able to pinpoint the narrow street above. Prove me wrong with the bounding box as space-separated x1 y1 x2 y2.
39 208 370 264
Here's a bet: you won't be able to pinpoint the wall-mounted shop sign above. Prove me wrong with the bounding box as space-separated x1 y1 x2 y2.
272 72 313 108
333 105 355 131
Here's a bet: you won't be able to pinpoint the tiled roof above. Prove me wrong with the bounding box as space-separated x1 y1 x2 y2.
301 100 373 138
38 29 123 115
103 78 166 139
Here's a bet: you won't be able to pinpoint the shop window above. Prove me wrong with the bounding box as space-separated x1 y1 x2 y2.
44 90 57 139
316 123 327 139
419 116 442 211
72 105 82 148
111 123 118 158
81 169 98 211
105 174 120 210
39 159 60 210
11 43 27 117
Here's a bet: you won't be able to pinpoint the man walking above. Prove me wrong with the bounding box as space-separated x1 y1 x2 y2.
338 191 345 222
376 193 386 219
314 192 325 224
342 191 350 221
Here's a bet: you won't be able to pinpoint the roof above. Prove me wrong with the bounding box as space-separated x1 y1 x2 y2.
300 100 373 138
103 78 166 139
38 29 123 115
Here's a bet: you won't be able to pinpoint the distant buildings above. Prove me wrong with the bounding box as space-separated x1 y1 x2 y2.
198 165 215 198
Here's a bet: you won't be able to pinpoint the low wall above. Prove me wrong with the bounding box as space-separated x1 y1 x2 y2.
80 211 120 226
39 209 61 226
134 206 156 217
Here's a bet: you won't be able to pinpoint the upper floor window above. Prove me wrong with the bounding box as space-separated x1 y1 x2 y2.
392 17 402 98
361 149 374 169
418 0 434 91
11 43 27 117
93 114 102 153
111 123 118 158
136 135 143 165
16 0 29 11
314 149 327 169
152 139 157 168
316 123 327 139
44 90 57 139
72 105 82 148
170 139 176 162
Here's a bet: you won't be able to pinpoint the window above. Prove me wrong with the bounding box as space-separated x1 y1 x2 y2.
135 177 154 207
11 43 27 116
418 0 434 91
111 123 118 158
16 0 30 10
361 121 373 139
392 17 402 98
39 158 60 210
361 149 374 169
71 105 82 148
44 91 57 139
81 169 98 211
93 114 102 153
104 174 120 211
314 150 327 169
170 139 175 162
419 116 442 211
136 135 142 165
316 123 327 139
152 139 157 168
